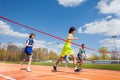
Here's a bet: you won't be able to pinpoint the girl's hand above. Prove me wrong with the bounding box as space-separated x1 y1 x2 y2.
74 37 78 40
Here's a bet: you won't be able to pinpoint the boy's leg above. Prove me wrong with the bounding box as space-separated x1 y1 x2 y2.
28 57 32 68
78 54 83 68
78 60 83 71
20 59 26 69
27 55 32 72
20 53 27 69
80 55 83 68
20 59 25 65
79 60 83 67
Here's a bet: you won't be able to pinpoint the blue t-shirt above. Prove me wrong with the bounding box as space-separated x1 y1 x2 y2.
25 39 34 54
26 39 34 45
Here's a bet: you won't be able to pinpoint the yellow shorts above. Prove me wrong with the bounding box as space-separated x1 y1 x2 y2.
60 43 74 57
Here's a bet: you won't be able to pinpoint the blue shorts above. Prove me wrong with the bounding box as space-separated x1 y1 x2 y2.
24 47 32 55
23 47 33 59
77 53 83 61
23 52 33 59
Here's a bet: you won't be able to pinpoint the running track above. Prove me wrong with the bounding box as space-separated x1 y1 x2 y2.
0 63 120 80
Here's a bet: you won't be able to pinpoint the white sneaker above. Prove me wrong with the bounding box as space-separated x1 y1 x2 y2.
27 68 32 72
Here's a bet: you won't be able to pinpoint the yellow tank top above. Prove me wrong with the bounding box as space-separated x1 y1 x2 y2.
65 34 73 44
65 38 72 44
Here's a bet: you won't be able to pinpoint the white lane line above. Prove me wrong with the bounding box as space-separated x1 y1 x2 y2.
6 70 90 80
2 64 120 79
0 67 90 80
0 74 16 80
0 65 90 80
34 71 90 80
10 70 90 80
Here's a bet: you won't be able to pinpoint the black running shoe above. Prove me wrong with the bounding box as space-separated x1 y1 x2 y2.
53 65 57 71
74 68 80 72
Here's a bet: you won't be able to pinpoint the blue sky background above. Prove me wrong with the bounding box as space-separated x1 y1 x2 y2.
0 0 120 56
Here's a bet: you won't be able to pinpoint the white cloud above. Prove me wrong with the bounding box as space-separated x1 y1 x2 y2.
34 40 64 54
99 38 120 50
78 0 120 36
21 28 26 31
58 0 86 7
48 48 59 54
47 42 64 54
105 15 112 19
0 20 58 53
0 21 51 50
47 41 56 45
78 18 120 36
34 39 46 48
78 27 82 33
0 19 70 55
13 43 24 47
0 20 64 54
0 42 25 50
57 43 64 48
0 20 28 38
77 0 120 51
97 0 120 17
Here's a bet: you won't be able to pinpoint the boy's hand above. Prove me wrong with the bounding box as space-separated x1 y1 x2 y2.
85 55 87 58
83 55 87 58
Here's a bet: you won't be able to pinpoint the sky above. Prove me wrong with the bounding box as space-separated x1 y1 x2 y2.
0 0 120 56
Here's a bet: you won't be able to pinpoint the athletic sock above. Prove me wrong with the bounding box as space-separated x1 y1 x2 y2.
75 67 78 70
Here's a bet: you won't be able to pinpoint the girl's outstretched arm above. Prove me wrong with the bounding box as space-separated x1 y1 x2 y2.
67 34 78 40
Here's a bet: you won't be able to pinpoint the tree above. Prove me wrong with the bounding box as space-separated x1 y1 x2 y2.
110 50 118 60
0 42 59 61
99 47 110 60
89 54 100 60
33 48 59 61
7 43 20 61
48 50 59 60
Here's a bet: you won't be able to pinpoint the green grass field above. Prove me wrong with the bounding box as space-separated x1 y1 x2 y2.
32 62 120 71
1 61 120 71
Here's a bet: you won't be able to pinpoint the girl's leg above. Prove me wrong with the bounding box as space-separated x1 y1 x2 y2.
70 54 77 69
55 56 63 66
65 62 69 68
70 54 80 72
53 56 63 71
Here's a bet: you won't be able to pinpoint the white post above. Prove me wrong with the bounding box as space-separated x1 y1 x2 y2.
112 35 119 64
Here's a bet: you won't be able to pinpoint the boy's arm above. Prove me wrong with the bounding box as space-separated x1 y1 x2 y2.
26 40 32 47
84 51 87 57
79 48 82 53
